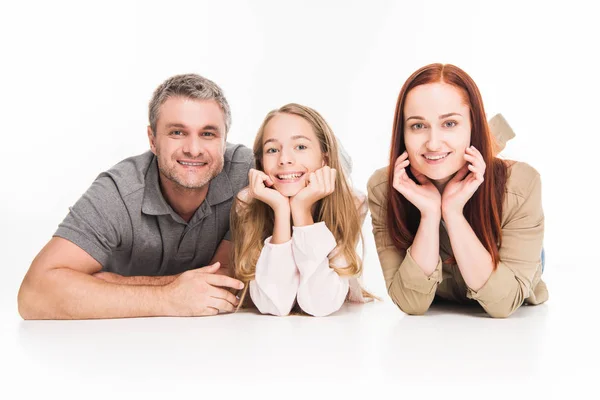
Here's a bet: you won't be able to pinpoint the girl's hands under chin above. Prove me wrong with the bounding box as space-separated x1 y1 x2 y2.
290 166 336 214
248 168 290 212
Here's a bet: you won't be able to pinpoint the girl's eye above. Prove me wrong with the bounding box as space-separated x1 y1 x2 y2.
444 121 457 128
265 148 278 154
296 144 307 150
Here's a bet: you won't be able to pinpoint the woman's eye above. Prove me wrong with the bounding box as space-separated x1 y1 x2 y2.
296 144 307 150
411 123 425 130
265 148 278 154
444 121 457 128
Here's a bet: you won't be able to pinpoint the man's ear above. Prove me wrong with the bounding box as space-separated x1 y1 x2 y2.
147 126 157 155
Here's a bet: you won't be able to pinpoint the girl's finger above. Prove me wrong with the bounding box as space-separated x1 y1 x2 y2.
307 172 317 187
330 168 337 192
264 175 274 187
317 167 329 193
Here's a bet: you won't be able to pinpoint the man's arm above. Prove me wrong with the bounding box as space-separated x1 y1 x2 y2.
17 237 242 320
18 237 167 319
92 239 234 285
92 272 180 285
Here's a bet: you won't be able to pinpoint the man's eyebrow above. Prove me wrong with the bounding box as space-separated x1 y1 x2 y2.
165 123 188 129
164 123 221 131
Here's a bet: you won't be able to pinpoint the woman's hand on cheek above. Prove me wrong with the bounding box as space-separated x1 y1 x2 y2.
441 146 486 218
290 166 336 217
248 168 290 212
393 152 441 219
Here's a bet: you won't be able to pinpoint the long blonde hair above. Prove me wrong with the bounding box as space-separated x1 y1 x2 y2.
231 103 365 308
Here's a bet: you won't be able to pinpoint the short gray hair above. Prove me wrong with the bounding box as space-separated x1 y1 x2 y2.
149 73 231 135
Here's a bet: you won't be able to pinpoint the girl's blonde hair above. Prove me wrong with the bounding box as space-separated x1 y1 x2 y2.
231 103 366 309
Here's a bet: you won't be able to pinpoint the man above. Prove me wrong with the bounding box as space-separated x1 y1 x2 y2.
18 74 254 319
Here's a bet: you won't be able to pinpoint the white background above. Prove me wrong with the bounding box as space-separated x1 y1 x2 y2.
1 0 599 398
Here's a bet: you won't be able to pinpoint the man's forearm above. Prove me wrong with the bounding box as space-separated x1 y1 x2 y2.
18 268 174 320
93 271 180 286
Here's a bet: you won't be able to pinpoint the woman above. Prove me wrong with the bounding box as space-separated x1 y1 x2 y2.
367 64 548 318
232 103 371 316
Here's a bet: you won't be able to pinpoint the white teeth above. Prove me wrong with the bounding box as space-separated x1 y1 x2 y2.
424 153 449 160
278 173 303 180
179 161 206 166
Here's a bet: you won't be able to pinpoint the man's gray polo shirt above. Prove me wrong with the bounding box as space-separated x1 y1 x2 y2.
54 143 254 276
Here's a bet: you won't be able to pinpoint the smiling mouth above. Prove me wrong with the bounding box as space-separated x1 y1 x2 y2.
178 161 208 167
423 153 451 161
275 172 305 182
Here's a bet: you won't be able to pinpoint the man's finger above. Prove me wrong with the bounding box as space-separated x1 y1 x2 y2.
210 286 240 307
205 274 245 290
208 298 235 314
200 262 221 273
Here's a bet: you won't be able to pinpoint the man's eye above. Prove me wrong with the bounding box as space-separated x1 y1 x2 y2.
171 130 183 136
202 132 215 137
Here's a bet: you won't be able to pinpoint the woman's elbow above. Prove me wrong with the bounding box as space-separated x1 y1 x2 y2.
484 305 517 319
389 291 431 316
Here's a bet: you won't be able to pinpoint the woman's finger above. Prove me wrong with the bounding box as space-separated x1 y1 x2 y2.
395 152 409 168
412 169 430 186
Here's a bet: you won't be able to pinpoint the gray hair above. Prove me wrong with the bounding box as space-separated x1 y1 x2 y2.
148 73 231 135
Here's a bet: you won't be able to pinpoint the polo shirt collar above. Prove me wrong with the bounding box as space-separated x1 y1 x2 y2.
142 156 173 216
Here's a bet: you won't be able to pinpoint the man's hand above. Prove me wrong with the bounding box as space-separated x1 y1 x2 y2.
162 262 244 316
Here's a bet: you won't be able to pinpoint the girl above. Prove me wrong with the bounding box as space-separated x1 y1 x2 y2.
368 64 548 318
232 103 371 316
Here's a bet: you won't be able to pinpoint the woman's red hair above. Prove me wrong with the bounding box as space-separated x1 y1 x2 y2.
387 63 508 268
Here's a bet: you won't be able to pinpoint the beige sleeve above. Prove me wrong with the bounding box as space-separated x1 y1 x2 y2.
489 113 516 154
367 175 442 315
466 173 544 318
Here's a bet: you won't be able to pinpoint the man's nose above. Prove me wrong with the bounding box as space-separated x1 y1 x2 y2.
182 137 204 158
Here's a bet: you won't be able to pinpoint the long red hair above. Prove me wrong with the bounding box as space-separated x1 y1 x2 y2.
387 63 508 268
